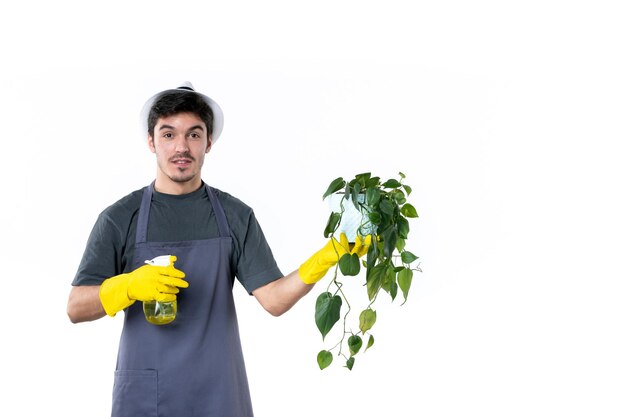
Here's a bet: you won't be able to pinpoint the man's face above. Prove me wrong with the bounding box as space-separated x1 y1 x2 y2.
148 112 212 191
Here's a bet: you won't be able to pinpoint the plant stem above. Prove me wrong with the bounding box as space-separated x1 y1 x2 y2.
328 276 352 357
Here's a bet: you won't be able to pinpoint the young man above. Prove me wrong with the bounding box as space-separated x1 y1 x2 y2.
67 82 370 417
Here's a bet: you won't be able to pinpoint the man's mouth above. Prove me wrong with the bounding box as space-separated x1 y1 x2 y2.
170 156 194 167
172 159 191 165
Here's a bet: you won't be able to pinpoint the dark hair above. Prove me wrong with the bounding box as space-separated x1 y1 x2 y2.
147 90 214 138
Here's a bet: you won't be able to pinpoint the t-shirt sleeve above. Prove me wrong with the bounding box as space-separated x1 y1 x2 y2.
72 210 125 286
235 209 283 294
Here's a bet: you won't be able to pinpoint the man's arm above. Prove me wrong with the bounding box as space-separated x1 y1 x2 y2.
253 234 372 317
68 258 188 323
67 285 107 323
252 270 314 317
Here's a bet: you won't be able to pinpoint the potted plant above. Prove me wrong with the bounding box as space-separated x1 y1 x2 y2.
315 172 421 370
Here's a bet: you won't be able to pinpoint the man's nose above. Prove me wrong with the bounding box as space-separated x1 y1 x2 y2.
174 135 189 152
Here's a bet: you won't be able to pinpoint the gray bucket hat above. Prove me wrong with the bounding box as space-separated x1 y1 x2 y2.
140 81 224 142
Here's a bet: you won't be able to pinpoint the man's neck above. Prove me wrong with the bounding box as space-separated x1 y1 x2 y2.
153 177 203 195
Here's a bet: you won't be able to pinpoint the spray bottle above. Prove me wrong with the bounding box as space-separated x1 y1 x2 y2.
142 255 178 325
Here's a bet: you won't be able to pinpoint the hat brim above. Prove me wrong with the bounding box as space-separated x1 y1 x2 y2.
139 87 224 143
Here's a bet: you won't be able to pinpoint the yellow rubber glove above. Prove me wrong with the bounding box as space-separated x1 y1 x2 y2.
99 255 188 317
299 233 372 284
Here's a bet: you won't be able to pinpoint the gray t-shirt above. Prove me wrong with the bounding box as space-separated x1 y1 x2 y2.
72 183 283 294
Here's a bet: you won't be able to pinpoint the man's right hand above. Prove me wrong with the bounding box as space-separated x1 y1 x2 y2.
99 255 188 317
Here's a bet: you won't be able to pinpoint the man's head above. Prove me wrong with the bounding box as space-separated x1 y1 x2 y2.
148 90 214 141
140 82 224 143
140 82 224 194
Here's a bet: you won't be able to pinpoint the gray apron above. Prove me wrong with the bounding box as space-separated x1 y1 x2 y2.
112 183 253 417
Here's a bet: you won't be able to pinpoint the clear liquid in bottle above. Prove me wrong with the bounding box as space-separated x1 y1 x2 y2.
143 300 177 325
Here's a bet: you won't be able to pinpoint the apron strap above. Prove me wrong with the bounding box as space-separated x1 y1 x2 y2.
205 184 231 238
135 183 154 244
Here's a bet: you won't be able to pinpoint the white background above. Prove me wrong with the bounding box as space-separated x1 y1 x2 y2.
1 1 625 416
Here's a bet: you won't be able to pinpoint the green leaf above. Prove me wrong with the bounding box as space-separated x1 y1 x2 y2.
366 241 378 271
402 184 412 196
324 212 341 238
389 280 398 301
385 264 397 298
391 189 406 205
395 237 406 252
368 211 381 225
382 227 398 258
401 251 419 264
379 199 394 215
351 183 361 210
359 308 377 334
365 335 375 351
397 217 410 239
381 279 390 294
398 268 413 302
365 176 380 188
317 350 333 370
315 292 342 339
382 179 402 188
339 253 360 276
323 177 346 199
366 263 386 301
400 203 418 218
381 263 396 287
355 172 372 185
348 335 363 356
399 171 406 179
345 357 355 370
366 187 381 207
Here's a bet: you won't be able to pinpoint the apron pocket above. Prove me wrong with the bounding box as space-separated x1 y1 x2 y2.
112 369 158 417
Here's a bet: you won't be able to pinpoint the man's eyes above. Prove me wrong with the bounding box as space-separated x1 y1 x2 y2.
160 132 203 139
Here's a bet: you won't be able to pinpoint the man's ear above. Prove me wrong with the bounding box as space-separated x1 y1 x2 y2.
148 135 156 153
206 137 213 153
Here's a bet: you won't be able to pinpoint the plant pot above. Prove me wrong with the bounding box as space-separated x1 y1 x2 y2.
327 193 375 243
